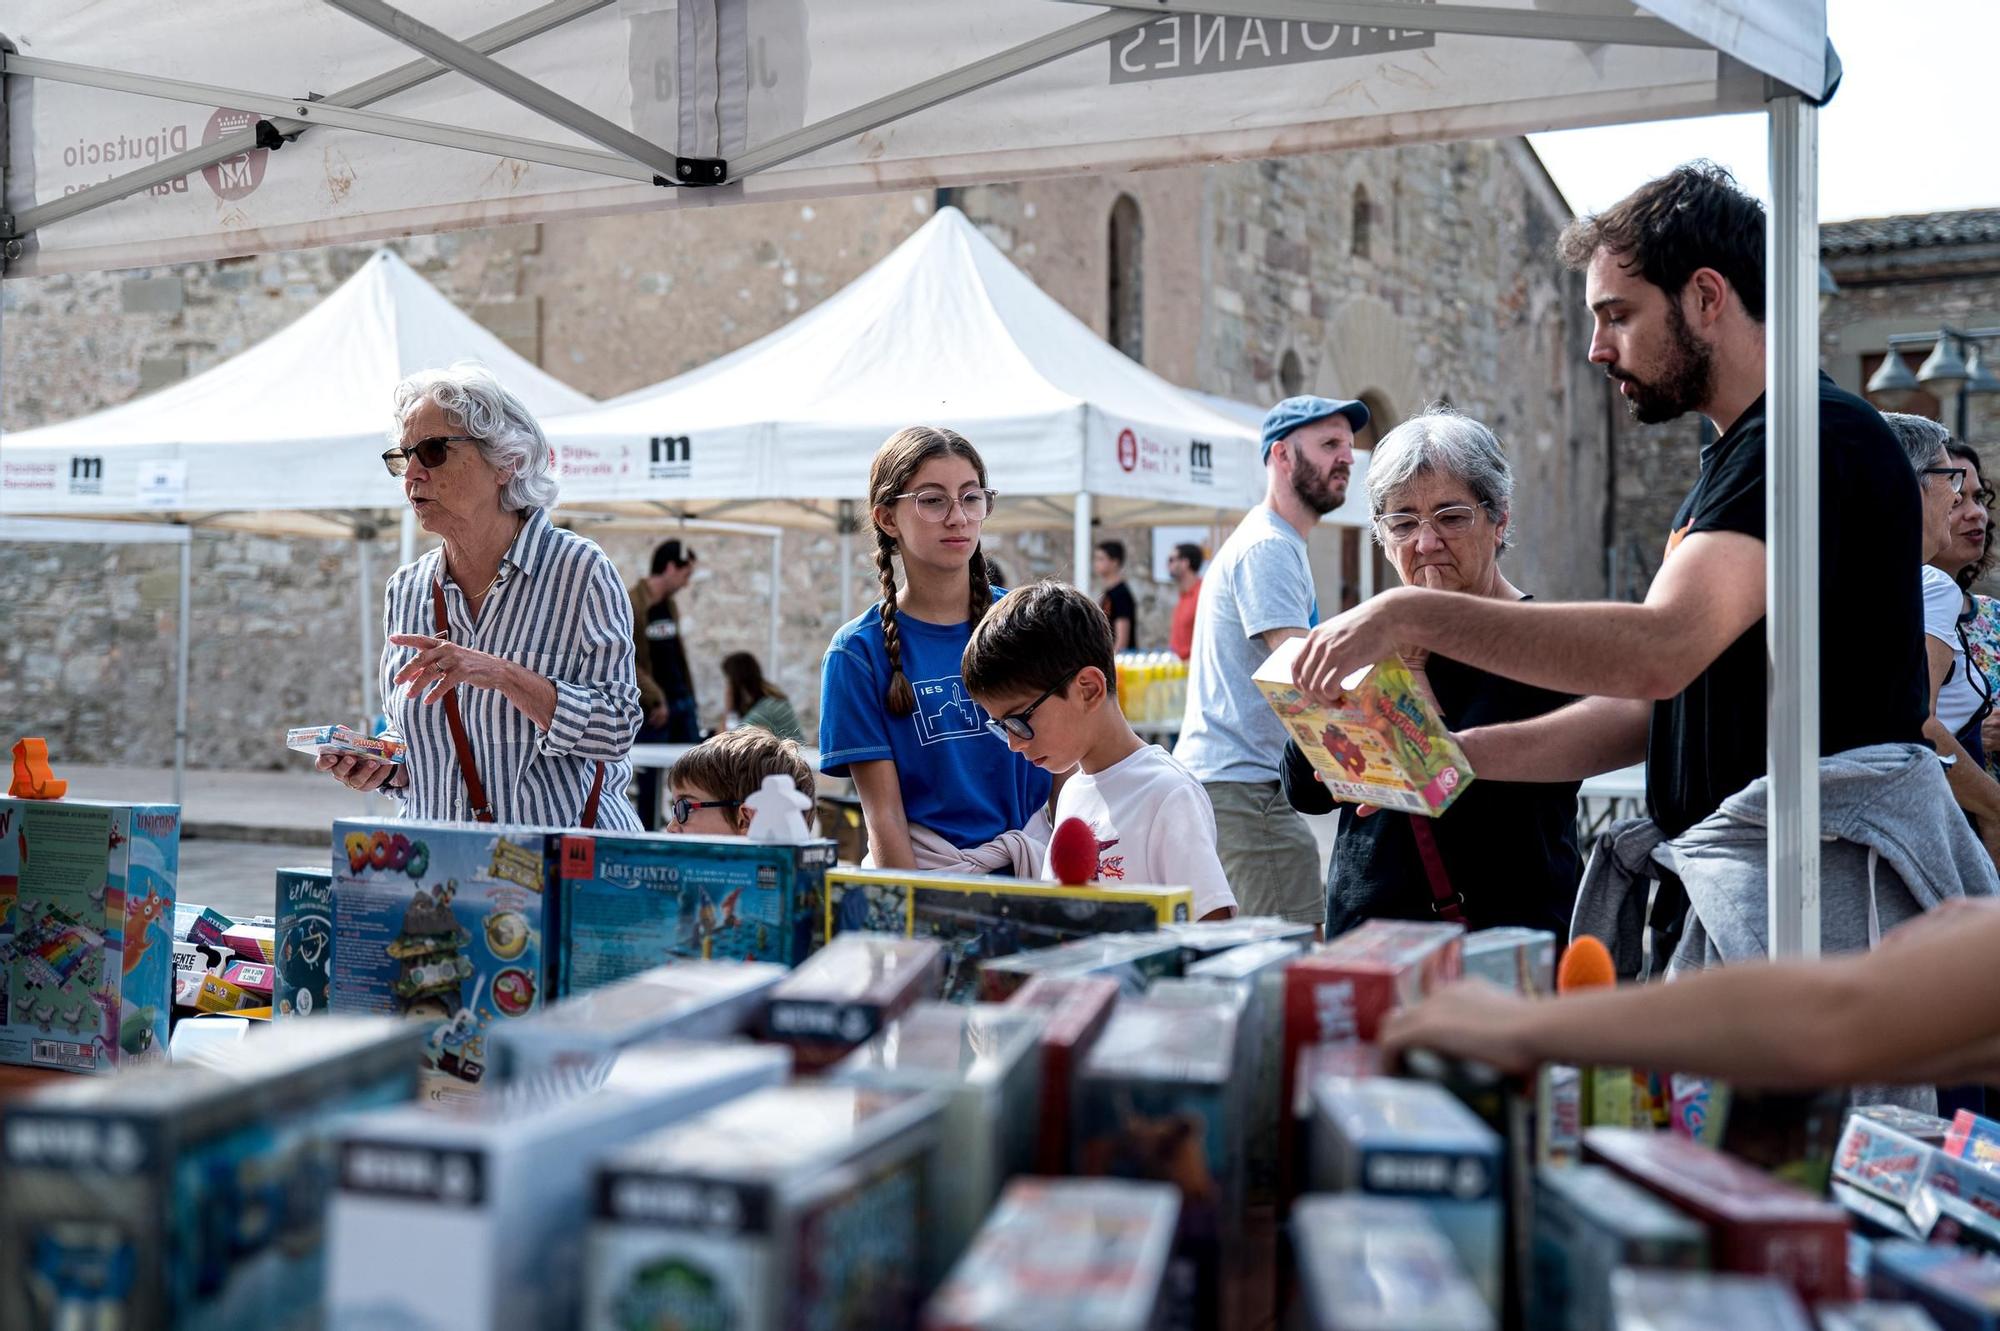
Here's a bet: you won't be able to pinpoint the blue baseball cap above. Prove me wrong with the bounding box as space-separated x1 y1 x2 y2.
1260 395 1370 462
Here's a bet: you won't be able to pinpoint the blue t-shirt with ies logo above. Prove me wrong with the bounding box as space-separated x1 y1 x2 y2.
819 591 1052 849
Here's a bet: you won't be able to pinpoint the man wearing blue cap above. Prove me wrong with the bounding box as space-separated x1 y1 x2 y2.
1173 393 1369 930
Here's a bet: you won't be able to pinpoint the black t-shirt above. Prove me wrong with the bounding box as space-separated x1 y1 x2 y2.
1101 583 1138 646
1646 373 1929 836
1281 646 1582 937
645 599 694 703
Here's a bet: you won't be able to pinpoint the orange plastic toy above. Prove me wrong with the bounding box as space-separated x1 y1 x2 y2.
9 738 68 799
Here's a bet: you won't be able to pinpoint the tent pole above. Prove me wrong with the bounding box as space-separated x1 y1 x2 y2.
769 530 782 686
1073 493 1093 585
1765 94 1821 961
175 539 191 806
357 533 376 730
839 527 855 623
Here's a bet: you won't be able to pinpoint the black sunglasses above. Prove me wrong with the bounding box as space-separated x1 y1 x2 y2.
985 669 1081 743
383 434 478 477
669 796 742 827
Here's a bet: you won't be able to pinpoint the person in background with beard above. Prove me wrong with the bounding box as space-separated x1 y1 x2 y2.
1288 163 1941 936
1173 394 1368 932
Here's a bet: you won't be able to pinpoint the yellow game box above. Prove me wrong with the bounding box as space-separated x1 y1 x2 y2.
1253 638 1474 817
825 868 1193 1001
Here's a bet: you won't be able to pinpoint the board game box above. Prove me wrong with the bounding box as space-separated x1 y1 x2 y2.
326 1040 787 1331
1076 996 1245 1331
1835 1113 1934 1207
275 865 333 1019
1869 1242 2000 1331
1585 1125 1849 1304
0 1017 422 1331
762 932 943 1072
585 1084 944 1331
830 1002 1044 1280
556 831 836 994
1187 938 1309 1208
1817 1305 1949 1331
1003 974 1120 1174
1909 1144 2000 1238
921 1178 1180 1331
1289 1195 1493 1331
1530 1163 1709 1331
1946 1110 2000 1171
331 818 561 1099
1154 917 1317 966
1308 1076 1504 1310
977 932 1184 1002
0 797 177 1075
1253 639 1475 817
1610 1269 1813 1331
1855 1105 1954 1146
1461 927 1556 996
490 958 786 1086
824 867 1192 1001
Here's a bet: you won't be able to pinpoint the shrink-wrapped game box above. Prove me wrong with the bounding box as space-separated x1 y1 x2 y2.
1289 1195 1494 1331
761 932 942 1072
1610 1269 1812 1330
1586 1125 1849 1303
1186 938 1307 1207
490 959 786 1085
556 831 835 992
0 1017 421 1331
825 867 1191 1001
831 1002 1043 1278
1155 916 1317 966
585 1084 943 1331
921 1178 1179 1331
275 865 333 1019
977 932 1183 1001
1005 974 1119 1174
1529 1163 1709 1331
1869 1241 2000 1331
1461 927 1556 996
0 798 177 1074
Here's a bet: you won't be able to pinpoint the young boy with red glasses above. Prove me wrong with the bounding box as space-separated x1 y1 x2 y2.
963 581 1236 920
665 727 816 836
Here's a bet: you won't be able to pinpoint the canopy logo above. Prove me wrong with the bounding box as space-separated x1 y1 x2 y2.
650 434 692 480
1189 439 1214 486
1117 429 1139 473
200 108 270 201
1111 12 1435 84
68 457 104 496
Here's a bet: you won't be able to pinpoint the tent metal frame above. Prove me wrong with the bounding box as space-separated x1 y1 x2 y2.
0 0 1829 959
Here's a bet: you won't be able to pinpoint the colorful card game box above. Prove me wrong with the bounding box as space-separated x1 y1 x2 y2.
275 866 333 1018
327 1040 786 1331
1610 1269 1813 1331
1076 996 1246 1331
556 831 835 994
921 1178 1181 1331
1461 927 1557 996
1308 1076 1504 1310
1254 640 1475 817
1835 1113 1935 1207
585 1084 944 1331
220 922 275 966
0 1017 423 1331
1585 1126 1850 1304
491 959 787 1086
1869 1242 2000 1331
824 867 1192 1002
1946 1111 2000 1172
331 818 561 1100
285 724 406 765
0 797 177 1075
1530 1164 1710 1331
1817 1305 1948 1331
977 932 1184 1002
1003 975 1120 1175
762 932 943 1072
830 1002 1044 1280
1289 1195 1494 1331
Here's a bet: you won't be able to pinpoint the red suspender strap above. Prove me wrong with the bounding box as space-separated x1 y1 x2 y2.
432 578 496 823
1407 816 1465 924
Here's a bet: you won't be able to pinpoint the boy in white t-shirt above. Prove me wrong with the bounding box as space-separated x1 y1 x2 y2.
962 581 1237 920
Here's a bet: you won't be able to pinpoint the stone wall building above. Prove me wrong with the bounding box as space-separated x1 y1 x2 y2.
3 139 1617 768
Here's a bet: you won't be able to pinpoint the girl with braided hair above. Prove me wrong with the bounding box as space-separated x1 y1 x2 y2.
818 427 1054 870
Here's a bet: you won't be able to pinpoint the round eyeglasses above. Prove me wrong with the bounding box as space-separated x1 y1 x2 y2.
1375 505 1483 545
668 796 742 827
383 435 477 477
895 488 997 523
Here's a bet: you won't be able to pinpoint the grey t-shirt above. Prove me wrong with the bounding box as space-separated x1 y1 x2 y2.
1173 504 1316 784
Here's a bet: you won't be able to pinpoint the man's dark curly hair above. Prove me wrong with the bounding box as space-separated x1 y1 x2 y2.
1558 161 1766 321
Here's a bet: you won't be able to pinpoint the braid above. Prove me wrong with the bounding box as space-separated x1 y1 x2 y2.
966 544 993 629
876 533 917 716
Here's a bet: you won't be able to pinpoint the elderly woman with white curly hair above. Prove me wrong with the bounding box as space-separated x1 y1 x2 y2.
1280 406 1582 936
317 362 644 829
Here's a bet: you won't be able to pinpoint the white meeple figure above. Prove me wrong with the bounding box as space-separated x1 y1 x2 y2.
744 773 813 843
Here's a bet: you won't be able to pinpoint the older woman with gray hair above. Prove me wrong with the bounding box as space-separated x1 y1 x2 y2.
317 362 644 829
1281 406 1582 936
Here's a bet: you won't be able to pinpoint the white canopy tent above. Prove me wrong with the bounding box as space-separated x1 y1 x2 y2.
544 204 1264 599
0 0 1833 959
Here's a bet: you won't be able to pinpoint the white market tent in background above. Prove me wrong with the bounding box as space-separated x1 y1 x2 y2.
0 0 1833 958
545 205 1263 610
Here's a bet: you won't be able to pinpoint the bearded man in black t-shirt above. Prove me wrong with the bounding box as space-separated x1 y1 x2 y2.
1289 162 1930 842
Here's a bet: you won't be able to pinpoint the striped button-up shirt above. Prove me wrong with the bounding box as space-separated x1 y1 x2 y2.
381 507 644 830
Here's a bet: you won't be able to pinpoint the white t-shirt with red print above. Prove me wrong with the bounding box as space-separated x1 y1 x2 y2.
1039 744 1237 920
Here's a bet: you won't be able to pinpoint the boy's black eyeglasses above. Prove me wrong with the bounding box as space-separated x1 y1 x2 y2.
985 669 1081 742
669 796 742 826
383 434 478 477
